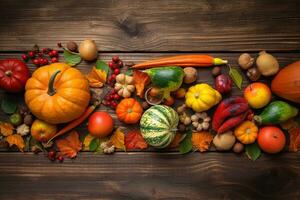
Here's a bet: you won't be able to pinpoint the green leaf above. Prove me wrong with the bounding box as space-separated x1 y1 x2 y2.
246 143 261 161
63 49 81 66
229 67 243 89
1 98 17 114
89 137 100 152
95 60 109 74
24 136 32 152
125 69 133 76
179 130 192 154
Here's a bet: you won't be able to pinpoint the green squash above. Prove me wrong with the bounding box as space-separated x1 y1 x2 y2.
254 101 298 125
145 66 184 99
140 105 179 148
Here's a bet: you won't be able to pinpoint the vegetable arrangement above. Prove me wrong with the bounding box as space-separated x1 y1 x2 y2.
0 42 299 163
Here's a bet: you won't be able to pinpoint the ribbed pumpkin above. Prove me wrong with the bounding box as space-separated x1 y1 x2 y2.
140 105 178 148
271 61 300 103
25 63 90 124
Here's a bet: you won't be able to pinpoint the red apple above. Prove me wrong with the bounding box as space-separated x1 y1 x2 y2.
88 111 114 138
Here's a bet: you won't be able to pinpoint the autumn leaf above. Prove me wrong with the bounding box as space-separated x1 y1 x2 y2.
288 125 300 152
0 122 14 136
83 134 95 151
6 134 25 152
280 118 298 130
86 60 109 88
56 130 82 158
192 131 213 152
125 130 148 150
169 133 186 148
110 128 126 151
133 70 150 98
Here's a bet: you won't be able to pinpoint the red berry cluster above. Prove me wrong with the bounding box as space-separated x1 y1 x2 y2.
102 89 121 109
47 149 64 162
107 55 123 86
22 47 59 67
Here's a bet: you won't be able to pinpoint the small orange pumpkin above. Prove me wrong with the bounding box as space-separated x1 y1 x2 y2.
25 63 90 124
234 121 258 144
116 98 143 124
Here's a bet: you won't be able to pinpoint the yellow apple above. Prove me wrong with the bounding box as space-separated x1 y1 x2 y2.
31 119 57 142
244 83 271 109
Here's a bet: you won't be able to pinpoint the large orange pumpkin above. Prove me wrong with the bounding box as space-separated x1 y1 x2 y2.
116 98 143 124
25 63 90 124
271 61 300 103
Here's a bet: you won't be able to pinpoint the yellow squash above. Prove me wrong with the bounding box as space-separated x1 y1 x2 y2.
234 121 258 144
185 84 221 112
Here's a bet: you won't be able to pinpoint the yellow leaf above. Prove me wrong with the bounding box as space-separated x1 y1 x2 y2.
110 128 126 151
86 66 107 88
6 134 25 152
192 131 213 152
83 134 95 151
0 122 14 136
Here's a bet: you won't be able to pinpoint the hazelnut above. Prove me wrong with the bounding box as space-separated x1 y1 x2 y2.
178 124 186 132
238 53 254 70
66 41 78 52
24 114 33 126
247 67 261 81
142 101 150 110
212 67 221 77
232 142 244 153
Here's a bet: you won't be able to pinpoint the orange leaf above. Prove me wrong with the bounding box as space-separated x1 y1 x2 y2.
56 130 82 158
110 128 126 151
169 133 186 148
86 66 107 88
288 125 300 152
192 131 213 152
6 134 25 152
133 70 150 98
125 129 148 150
0 122 14 136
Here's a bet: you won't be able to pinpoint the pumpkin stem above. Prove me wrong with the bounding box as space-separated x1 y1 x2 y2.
47 70 61 96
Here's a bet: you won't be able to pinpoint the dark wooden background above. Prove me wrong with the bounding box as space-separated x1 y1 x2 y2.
1 0 300 199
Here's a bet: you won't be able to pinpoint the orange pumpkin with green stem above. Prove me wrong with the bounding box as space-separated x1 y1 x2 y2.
234 121 258 144
25 63 90 124
116 98 143 124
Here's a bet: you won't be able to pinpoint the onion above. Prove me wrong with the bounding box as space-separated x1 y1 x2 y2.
256 51 279 76
79 39 98 61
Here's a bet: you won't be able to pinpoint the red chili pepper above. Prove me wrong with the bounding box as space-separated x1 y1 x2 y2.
212 96 248 131
217 111 249 134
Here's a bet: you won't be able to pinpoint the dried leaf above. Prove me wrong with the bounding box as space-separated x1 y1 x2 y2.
56 130 82 158
280 117 298 130
192 131 213 152
169 133 186 148
83 134 95 151
288 125 300 152
133 70 150 98
0 122 14 136
6 134 25 152
125 129 148 150
110 128 126 151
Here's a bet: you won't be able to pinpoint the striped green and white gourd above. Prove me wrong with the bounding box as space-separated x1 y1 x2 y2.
140 105 179 148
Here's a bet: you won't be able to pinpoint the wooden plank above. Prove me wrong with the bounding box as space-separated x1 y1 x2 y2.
1 52 300 152
0 0 300 51
0 152 299 199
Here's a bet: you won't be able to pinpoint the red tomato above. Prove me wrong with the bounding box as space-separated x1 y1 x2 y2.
257 126 286 154
0 59 30 93
88 111 114 138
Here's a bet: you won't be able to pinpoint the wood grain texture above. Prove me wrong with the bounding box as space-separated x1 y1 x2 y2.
0 0 300 51
0 152 299 200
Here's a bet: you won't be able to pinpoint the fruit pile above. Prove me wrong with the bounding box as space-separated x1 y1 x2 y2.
0 39 300 162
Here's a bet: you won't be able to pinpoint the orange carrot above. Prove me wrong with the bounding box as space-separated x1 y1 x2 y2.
47 103 98 143
131 55 228 69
